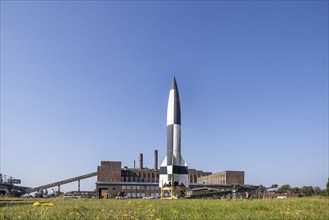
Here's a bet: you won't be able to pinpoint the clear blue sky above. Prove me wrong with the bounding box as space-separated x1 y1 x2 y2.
1 1 328 191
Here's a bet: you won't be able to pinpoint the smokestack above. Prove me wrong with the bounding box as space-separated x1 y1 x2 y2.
139 153 143 170
154 150 158 170
134 160 136 169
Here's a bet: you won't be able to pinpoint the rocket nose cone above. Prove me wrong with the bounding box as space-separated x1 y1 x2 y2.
171 77 178 90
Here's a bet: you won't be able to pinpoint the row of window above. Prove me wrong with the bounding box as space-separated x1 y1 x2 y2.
121 176 158 183
199 173 226 180
126 192 163 198
123 172 156 177
122 172 159 178
122 185 160 190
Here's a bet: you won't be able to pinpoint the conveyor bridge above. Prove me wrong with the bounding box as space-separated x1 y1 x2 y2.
26 172 97 193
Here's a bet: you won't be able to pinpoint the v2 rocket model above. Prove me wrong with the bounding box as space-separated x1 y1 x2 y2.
159 78 189 188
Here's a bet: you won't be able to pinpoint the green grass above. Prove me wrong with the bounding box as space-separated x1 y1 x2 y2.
0 197 328 219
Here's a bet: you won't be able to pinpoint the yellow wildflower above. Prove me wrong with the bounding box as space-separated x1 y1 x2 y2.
43 203 55 207
32 202 40 206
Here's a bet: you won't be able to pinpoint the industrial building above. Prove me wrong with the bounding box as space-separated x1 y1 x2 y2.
197 171 245 185
96 150 244 198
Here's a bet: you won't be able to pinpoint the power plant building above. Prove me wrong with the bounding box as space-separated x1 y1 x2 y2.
96 151 243 198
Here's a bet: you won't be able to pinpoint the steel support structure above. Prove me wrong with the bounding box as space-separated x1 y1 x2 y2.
160 186 185 199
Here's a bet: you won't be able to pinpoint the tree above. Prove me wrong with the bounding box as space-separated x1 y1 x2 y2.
278 184 291 193
326 178 329 197
292 187 300 194
300 186 314 197
321 189 327 196
313 187 322 196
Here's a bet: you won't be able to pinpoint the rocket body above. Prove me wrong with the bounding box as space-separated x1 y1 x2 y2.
159 78 189 188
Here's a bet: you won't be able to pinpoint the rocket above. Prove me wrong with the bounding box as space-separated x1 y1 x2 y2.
159 77 189 188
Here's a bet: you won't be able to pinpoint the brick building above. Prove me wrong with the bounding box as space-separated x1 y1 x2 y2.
96 151 243 198
196 171 244 185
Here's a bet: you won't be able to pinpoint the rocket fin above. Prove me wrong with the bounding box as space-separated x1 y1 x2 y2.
160 156 167 167
179 156 188 167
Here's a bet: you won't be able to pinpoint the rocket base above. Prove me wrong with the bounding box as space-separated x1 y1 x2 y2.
160 185 186 199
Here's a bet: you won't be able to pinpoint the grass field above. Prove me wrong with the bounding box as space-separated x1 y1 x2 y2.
0 197 328 220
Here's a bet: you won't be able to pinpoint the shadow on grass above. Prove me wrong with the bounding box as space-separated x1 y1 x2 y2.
0 201 32 207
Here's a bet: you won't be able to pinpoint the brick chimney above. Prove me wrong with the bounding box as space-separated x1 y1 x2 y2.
154 150 158 170
139 153 143 170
